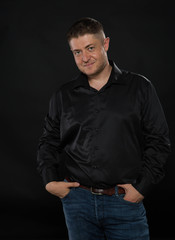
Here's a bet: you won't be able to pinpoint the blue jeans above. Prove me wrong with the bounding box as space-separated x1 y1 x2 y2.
61 183 149 240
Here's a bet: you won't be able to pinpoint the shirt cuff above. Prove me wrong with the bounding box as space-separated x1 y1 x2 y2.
41 167 63 186
132 173 155 197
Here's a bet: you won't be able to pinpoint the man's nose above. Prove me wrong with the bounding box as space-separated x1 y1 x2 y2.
82 52 90 62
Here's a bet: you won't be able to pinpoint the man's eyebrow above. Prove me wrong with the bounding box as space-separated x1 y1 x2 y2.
85 44 94 49
72 49 81 52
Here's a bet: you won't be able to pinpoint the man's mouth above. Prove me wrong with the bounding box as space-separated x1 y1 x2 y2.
84 62 95 67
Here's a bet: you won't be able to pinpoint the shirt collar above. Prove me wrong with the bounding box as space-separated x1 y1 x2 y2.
72 60 125 89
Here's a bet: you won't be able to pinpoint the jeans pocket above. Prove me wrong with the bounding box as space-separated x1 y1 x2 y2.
61 188 73 201
118 194 141 206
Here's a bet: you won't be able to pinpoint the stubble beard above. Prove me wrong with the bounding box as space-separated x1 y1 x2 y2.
80 59 108 79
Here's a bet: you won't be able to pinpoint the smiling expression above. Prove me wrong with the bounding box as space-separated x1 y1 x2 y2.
69 34 110 78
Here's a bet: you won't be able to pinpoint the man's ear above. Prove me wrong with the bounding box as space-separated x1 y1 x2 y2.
104 37 110 52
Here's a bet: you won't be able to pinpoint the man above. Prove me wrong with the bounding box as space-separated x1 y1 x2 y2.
37 18 171 240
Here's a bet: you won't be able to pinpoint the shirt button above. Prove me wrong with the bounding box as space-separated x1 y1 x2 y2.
92 165 98 169
95 109 99 113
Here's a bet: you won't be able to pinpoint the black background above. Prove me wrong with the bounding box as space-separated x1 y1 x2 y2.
0 0 174 239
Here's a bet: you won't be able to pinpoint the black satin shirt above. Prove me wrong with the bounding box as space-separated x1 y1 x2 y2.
37 61 171 196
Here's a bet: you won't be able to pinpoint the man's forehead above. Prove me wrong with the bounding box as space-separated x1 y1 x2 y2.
69 34 101 50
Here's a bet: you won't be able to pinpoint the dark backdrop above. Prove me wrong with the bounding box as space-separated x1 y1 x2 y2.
0 0 174 239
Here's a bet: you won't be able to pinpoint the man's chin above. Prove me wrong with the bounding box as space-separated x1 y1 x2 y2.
84 65 100 75
80 69 95 77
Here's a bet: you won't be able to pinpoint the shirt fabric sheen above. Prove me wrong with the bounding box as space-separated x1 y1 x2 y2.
37 61 171 196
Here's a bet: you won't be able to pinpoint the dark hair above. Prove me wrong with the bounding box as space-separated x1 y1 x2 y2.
66 17 104 42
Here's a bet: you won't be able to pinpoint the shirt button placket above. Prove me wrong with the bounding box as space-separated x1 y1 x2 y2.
91 92 101 168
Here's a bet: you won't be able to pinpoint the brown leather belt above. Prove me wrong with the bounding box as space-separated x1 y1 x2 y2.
66 178 125 196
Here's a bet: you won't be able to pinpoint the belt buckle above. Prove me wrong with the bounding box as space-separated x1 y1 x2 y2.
90 187 103 195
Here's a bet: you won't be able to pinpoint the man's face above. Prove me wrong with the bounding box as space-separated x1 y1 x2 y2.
69 34 110 78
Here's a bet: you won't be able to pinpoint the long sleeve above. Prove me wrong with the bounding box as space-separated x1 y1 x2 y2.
37 91 63 186
133 81 171 196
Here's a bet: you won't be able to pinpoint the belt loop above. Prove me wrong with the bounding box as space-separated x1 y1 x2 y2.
115 186 119 196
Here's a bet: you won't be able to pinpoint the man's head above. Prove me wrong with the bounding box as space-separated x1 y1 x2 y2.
67 17 110 78
66 17 105 43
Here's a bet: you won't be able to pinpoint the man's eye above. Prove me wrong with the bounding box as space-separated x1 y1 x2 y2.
88 47 94 51
74 51 81 56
